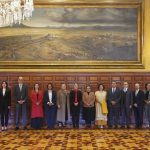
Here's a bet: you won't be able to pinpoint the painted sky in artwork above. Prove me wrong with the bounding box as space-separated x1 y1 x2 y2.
21 8 137 30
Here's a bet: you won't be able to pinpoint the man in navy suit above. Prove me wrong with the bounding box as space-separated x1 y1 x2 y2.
107 81 121 128
133 83 145 129
120 82 133 128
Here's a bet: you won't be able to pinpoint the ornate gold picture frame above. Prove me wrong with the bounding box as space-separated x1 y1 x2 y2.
0 0 144 69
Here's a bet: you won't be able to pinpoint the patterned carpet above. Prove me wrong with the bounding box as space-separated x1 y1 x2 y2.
0 129 150 150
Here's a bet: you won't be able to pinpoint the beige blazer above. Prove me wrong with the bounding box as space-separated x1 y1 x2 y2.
83 92 95 107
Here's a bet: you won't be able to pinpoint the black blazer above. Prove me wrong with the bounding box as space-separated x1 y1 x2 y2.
0 88 11 109
145 91 150 101
44 90 57 107
133 90 145 107
107 87 121 107
69 90 82 115
14 84 28 103
120 89 133 108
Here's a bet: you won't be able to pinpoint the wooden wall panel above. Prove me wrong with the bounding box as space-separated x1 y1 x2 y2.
0 72 149 125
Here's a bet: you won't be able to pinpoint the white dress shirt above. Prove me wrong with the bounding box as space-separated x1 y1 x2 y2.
2 88 6 96
135 89 139 96
123 88 128 92
112 88 116 93
48 90 52 103
19 84 23 91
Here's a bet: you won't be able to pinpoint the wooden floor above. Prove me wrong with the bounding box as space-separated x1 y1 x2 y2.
0 128 150 150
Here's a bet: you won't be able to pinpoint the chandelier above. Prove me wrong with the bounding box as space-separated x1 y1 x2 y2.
0 0 34 27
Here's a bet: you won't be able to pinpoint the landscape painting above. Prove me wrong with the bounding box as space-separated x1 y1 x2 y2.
0 7 138 61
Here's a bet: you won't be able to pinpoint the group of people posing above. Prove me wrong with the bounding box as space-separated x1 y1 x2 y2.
0 76 150 131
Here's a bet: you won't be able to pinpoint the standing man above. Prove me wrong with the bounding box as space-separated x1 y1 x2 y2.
133 83 145 129
14 76 28 130
107 81 121 128
69 83 82 128
120 82 133 128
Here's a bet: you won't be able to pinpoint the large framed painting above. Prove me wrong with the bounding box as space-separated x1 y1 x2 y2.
0 0 144 69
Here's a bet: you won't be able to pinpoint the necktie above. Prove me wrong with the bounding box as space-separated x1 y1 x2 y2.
75 90 78 103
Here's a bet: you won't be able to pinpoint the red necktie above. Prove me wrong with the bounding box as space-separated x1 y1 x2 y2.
75 90 78 103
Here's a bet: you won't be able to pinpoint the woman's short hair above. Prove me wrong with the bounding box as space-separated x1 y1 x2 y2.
98 83 105 90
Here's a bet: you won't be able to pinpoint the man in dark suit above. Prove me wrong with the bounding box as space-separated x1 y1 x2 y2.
107 81 121 128
14 76 28 130
133 83 145 129
69 83 82 128
120 82 133 128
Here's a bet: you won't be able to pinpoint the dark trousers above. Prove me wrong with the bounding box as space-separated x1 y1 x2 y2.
45 106 57 128
145 104 150 126
72 106 80 128
121 107 131 126
31 118 43 129
1 107 9 127
16 103 27 127
108 105 120 126
134 107 143 127
83 107 95 125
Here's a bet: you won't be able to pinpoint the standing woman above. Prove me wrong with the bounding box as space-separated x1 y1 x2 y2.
82 85 95 128
0 81 11 131
30 83 44 129
144 83 150 128
44 83 57 129
95 84 108 128
69 83 82 128
57 83 70 127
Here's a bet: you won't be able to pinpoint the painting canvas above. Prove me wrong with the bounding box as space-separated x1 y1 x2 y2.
0 1 143 69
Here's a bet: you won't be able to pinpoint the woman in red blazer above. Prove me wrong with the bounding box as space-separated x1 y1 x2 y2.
30 83 44 129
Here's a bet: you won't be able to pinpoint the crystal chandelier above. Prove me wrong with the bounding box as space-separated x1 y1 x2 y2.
0 0 34 27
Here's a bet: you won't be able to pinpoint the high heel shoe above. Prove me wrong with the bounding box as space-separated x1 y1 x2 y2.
1 126 4 131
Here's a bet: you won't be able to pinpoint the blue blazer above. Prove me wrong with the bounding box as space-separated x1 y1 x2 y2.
107 88 121 107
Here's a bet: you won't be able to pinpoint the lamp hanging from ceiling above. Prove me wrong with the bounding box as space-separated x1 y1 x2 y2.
0 0 34 27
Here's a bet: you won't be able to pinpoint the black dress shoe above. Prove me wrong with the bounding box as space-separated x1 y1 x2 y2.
114 125 118 129
15 127 19 130
108 125 113 129
120 126 125 129
127 125 130 129
23 126 27 130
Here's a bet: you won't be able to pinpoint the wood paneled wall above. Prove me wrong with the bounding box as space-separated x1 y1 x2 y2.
0 72 149 91
0 72 149 125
